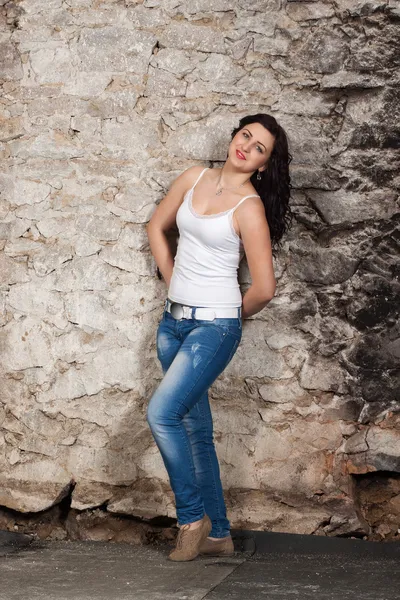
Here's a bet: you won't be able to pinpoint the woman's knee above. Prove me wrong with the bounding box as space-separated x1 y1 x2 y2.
146 396 180 429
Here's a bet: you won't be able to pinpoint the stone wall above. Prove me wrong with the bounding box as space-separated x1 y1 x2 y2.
0 0 399 541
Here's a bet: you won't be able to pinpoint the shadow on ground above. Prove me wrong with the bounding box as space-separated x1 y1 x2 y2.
1 529 399 600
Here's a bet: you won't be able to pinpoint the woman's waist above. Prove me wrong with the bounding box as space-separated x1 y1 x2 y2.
167 280 242 308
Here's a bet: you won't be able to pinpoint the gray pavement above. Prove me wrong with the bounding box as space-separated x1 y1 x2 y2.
1 530 399 600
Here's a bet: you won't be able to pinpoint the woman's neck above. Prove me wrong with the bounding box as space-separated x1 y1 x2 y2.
215 162 253 189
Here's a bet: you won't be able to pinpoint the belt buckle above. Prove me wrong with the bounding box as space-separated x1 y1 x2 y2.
170 302 184 320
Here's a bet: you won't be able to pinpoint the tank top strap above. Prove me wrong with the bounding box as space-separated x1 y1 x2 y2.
191 167 209 190
230 194 260 214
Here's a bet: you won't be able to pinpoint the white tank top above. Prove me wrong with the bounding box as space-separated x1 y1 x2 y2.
167 167 260 308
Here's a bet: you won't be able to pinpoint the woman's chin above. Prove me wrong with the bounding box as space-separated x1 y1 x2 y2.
227 154 247 170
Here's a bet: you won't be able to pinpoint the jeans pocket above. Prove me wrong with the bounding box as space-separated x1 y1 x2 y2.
194 320 241 344
218 322 242 342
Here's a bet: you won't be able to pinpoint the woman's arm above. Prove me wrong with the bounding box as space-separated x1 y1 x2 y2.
236 198 276 319
146 166 204 286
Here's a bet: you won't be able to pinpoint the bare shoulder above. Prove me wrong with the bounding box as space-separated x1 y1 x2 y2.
176 165 208 192
147 165 207 232
238 194 266 218
163 164 207 201
234 194 271 239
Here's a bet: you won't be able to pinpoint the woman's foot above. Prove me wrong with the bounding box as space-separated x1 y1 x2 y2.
199 534 234 556
168 514 212 561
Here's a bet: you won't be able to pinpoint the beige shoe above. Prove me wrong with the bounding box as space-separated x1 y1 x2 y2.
199 535 234 556
168 514 212 561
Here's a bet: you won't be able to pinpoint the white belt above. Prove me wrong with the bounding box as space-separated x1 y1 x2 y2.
165 299 241 321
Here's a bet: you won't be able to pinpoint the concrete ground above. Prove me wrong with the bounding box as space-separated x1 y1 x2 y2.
1 529 399 600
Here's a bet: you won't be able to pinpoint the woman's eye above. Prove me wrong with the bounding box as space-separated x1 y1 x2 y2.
242 132 249 138
257 146 263 153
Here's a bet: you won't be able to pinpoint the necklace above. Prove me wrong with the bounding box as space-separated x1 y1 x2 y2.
215 173 251 196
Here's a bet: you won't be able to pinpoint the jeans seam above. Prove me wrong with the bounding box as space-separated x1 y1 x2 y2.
161 400 204 524
224 336 240 364
197 398 224 537
177 423 204 523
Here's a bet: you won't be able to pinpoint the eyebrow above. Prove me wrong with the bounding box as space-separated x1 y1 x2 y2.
243 128 267 150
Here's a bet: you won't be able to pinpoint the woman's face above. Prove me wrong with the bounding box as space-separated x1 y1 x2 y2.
228 122 275 174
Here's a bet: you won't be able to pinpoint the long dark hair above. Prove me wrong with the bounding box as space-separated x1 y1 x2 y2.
230 113 293 255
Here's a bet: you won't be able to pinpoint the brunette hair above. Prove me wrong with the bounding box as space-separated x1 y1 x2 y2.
230 113 293 255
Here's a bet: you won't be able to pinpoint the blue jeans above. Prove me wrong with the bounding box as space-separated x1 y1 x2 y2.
147 299 242 538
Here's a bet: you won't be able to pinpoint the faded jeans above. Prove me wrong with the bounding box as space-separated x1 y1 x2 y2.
147 299 242 538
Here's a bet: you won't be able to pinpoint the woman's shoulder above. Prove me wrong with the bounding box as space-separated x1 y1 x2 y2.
234 184 260 201
181 165 209 185
242 186 260 198
234 185 263 215
169 165 209 196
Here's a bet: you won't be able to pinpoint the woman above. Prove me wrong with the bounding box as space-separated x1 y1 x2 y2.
146 113 293 561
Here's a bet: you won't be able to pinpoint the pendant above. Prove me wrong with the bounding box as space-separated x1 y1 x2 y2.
216 189 222 196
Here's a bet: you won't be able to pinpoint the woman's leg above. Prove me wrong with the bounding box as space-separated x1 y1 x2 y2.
182 394 230 538
154 315 230 536
151 317 201 522
147 319 240 527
